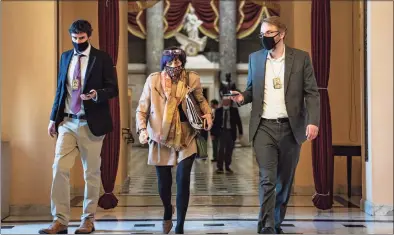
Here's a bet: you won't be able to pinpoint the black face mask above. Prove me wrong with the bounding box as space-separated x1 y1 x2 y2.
72 41 89 53
261 33 280 51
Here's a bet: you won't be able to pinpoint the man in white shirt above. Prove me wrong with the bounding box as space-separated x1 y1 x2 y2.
231 16 320 234
39 20 118 234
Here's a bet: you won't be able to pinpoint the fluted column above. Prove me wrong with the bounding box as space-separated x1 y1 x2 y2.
146 1 164 75
219 1 237 83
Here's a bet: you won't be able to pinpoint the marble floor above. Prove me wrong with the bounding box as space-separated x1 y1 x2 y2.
2 147 393 234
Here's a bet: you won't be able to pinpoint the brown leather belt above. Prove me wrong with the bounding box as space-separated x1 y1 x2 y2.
64 113 86 120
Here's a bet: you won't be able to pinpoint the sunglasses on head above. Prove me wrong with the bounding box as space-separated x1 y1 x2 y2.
162 49 183 56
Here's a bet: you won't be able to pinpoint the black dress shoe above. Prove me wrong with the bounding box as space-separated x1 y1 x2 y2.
215 169 224 174
275 227 285 234
225 168 234 174
259 227 276 234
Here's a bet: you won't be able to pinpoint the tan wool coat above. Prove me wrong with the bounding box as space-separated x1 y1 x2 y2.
136 71 212 166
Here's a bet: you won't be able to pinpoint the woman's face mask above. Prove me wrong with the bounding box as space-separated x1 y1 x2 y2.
165 65 183 79
165 58 183 79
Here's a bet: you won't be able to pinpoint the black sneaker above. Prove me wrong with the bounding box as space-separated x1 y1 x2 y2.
225 168 234 174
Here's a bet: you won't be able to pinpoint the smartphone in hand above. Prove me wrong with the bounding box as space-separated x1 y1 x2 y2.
85 91 94 96
223 93 239 97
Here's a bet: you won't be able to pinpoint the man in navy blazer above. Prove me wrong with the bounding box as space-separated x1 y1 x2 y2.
39 19 118 234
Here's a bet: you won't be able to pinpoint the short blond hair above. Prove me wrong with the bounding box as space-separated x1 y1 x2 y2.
262 16 287 33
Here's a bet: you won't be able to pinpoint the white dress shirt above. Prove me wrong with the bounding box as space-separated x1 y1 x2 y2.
262 46 288 119
64 44 91 116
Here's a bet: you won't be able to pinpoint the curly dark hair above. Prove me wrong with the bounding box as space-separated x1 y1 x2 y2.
69 19 93 37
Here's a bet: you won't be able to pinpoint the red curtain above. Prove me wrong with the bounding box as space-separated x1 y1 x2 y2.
163 0 219 39
192 0 219 38
98 0 120 209
237 1 264 38
163 0 190 38
128 10 147 39
311 0 333 210
128 0 279 40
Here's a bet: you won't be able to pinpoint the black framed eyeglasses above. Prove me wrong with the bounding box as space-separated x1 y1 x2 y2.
162 49 183 56
258 31 280 38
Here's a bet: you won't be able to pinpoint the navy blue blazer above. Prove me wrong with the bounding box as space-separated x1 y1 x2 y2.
50 46 119 136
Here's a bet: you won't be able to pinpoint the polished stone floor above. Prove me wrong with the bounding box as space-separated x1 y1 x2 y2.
126 147 260 196
2 147 393 234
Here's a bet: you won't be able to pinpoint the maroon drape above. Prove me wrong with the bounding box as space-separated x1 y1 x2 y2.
311 0 333 210
164 0 190 35
128 10 147 39
128 10 138 26
238 2 263 29
163 0 219 38
129 0 278 39
98 0 120 209
237 1 263 38
192 0 219 37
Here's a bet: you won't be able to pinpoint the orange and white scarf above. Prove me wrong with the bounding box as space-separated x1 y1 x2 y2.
159 70 189 150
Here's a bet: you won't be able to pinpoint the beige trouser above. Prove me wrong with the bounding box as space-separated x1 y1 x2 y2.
51 118 105 225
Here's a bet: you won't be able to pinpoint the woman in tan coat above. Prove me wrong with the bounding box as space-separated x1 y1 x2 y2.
136 47 212 234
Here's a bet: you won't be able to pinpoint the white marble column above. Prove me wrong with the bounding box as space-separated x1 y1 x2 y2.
146 1 164 75
219 1 237 83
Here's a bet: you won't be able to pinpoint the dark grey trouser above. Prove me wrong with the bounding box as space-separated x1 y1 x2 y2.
217 129 235 170
253 119 301 231
212 138 219 160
